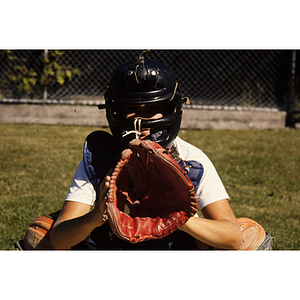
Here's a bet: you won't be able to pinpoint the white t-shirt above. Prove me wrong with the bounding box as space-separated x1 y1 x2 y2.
64 136 229 210
174 137 229 210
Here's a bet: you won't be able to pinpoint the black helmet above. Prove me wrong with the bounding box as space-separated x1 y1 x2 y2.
103 52 187 149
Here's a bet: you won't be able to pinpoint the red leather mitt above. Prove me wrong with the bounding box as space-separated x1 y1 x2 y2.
22 211 60 250
107 139 198 243
195 217 273 250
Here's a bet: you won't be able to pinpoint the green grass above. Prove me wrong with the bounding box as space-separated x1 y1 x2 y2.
1 123 299 250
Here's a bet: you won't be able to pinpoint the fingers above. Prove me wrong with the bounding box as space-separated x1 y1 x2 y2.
99 169 113 192
97 170 114 213
99 175 110 200
91 172 114 227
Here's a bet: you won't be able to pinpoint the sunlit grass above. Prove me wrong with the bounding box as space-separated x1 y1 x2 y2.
179 128 300 250
1 123 299 250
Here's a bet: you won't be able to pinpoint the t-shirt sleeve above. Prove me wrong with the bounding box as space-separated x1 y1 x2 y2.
175 137 229 210
194 154 230 210
64 159 96 206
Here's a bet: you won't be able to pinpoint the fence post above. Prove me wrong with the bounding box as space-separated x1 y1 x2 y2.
43 49 48 101
286 50 297 127
290 50 296 108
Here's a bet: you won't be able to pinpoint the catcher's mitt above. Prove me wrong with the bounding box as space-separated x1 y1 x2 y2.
106 139 198 243
196 217 274 250
237 217 273 250
16 211 60 250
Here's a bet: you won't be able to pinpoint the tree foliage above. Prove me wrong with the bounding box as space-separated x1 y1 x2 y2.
0 50 81 99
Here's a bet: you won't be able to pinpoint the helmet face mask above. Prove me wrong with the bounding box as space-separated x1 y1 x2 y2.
104 54 185 149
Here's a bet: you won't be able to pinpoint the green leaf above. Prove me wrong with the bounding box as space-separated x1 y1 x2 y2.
40 74 46 85
55 50 64 56
28 69 37 77
52 61 59 70
45 67 55 76
56 70 65 85
72 68 81 75
28 78 37 85
65 69 72 80
22 78 29 89
8 54 17 60
51 50 64 58
9 75 17 81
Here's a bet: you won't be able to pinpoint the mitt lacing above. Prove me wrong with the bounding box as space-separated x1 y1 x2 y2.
122 118 142 139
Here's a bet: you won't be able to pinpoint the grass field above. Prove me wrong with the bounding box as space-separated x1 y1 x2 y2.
0 123 299 250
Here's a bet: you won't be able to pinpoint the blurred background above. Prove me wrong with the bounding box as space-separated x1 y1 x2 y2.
0 50 299 123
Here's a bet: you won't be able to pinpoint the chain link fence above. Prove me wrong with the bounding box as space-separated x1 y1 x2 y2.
0 50 297 111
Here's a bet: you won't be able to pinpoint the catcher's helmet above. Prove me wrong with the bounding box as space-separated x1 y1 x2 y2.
103 51 187 149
